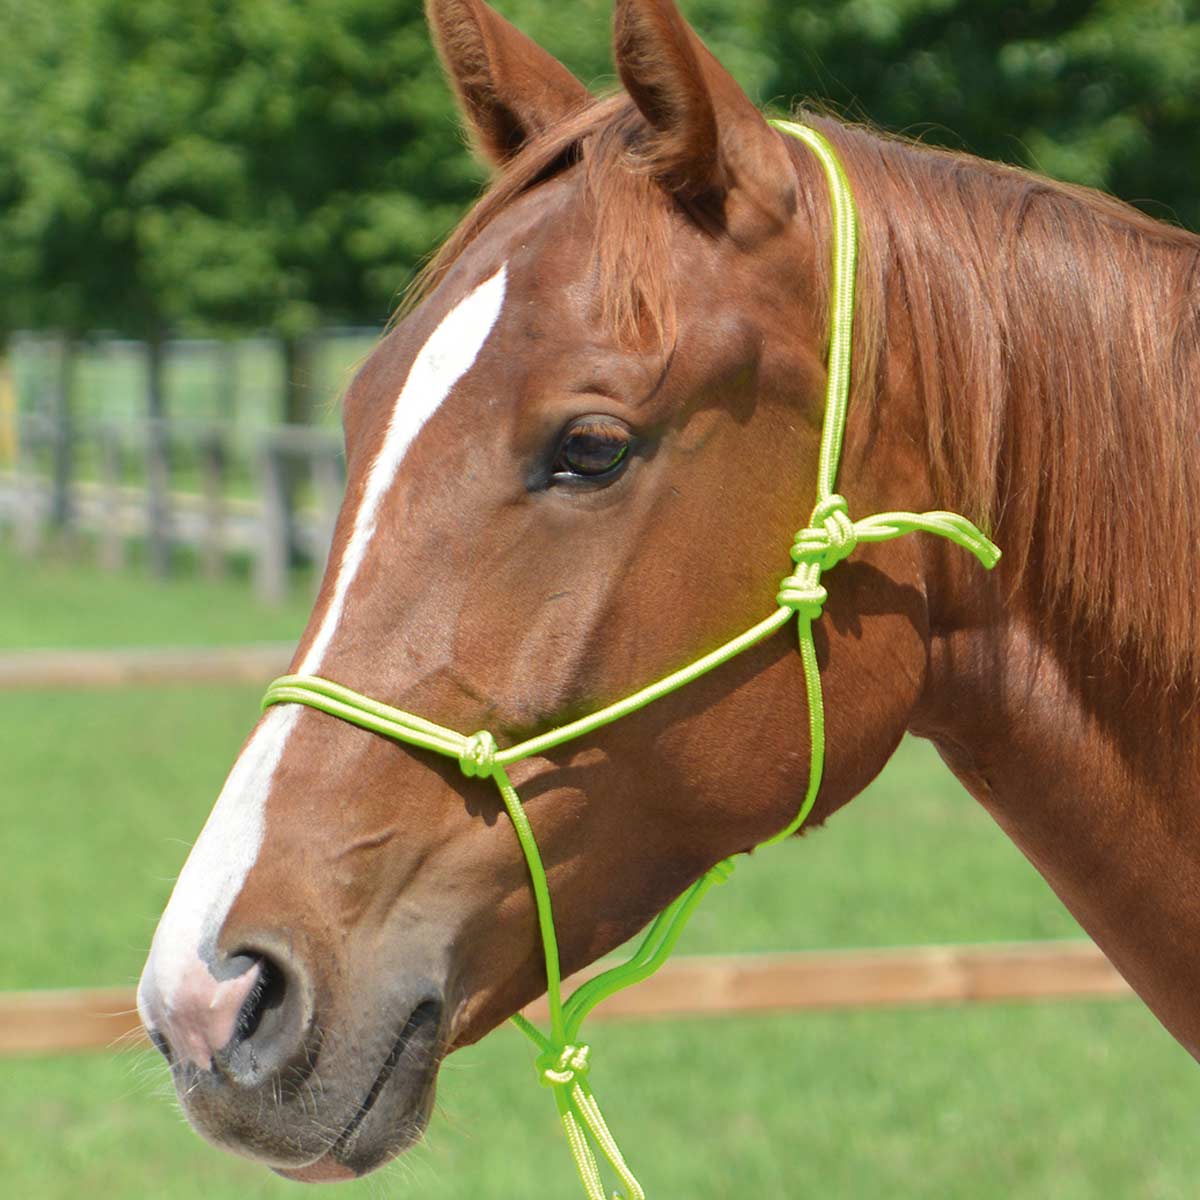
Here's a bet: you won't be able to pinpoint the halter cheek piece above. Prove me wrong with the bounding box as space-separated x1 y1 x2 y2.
263 122 1000 1200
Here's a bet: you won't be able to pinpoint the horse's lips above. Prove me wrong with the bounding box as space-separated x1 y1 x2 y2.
270 1083 436 1184
272 997 444 1181
276 1155 359 1183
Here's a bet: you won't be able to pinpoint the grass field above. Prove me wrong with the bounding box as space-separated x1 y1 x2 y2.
3 543 1198 1197
0 539 316 649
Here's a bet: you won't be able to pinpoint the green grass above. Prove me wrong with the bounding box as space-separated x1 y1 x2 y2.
6 693 1196 1198
0 538 314 649
2 560 1197 1197
2 1003 1196 1199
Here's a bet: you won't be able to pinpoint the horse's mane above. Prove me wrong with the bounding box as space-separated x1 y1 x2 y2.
407 98 1200 685
819 117 1200 686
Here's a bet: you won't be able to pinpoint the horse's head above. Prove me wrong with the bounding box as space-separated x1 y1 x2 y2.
139 0 931 1180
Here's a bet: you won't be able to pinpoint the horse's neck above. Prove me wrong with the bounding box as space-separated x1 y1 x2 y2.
912 600 1200 1058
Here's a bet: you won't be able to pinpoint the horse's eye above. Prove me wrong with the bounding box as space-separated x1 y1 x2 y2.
552 415 632 482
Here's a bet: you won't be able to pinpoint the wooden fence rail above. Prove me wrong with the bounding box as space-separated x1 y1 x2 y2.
1 415 344 603
0 644 296 690
0 941 1132 1058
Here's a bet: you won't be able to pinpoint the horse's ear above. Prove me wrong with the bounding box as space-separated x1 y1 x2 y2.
427 0 591 166
613 0 796 233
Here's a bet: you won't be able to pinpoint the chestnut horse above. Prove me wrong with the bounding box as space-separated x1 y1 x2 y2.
139 0 1200 1187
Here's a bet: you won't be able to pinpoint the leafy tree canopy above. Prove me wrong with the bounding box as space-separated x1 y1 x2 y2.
0 0 1196 344
762 0 1200 230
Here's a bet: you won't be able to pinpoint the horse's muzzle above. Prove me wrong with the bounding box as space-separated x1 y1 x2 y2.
140 936 445 1177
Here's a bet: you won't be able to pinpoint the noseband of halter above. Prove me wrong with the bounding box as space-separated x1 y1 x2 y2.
262 121 1000 1200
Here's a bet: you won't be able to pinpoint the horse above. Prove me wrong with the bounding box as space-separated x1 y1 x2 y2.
137 0 1200 1188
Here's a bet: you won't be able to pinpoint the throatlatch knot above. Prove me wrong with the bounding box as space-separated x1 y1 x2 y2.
459 730 498 779
794 494 857 569
538 1043 592 1088
776 494 859 620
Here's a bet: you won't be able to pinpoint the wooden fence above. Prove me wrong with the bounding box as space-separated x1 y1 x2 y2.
1 941 1132 1058
0 644 296 689
0 414 344 602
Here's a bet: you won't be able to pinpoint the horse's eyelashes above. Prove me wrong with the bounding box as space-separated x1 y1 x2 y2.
550 415 633 486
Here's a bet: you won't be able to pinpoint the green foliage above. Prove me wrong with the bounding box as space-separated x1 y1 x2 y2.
0 0 774 343
761 0 1200 229
0 0 469 337
0 0 782 344
0 0 1196 344
508 0 775 99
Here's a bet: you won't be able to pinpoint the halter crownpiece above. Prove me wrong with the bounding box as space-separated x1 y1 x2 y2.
261 119 1000 1200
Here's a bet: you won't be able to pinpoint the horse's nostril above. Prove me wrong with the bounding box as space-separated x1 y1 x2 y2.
215 944 315 1084
232 954 286 1045
148 1027 173 1064
139 941 314 1081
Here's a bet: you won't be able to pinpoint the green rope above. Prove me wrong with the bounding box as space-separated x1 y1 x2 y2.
260 118 1000 1199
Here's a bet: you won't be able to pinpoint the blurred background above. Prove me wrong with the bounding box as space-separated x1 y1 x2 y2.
3 1 1198 1197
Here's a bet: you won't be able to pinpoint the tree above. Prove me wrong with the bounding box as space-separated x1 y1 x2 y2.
1 1 464 561
759 0 1200 230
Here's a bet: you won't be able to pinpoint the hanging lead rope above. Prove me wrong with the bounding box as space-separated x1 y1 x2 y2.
261 119 1000 1200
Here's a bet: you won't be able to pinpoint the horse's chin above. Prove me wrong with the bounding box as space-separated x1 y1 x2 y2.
175 995 444 1182
270 1053 440 1183
274 1156 361 1183
269 1084 435 1183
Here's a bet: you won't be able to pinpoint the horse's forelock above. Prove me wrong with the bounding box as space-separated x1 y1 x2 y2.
401 95 679 350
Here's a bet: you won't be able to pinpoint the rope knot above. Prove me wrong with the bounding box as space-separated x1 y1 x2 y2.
775 567 827 620
538 1043 591 1088
793 493 857 570
459 730 497 779
777 494 858 620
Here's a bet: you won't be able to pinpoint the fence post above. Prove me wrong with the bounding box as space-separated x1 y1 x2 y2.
199 429 227 582
144 420 172 578
310 445 344 576
144 339 172 577
48 336 76 533
256 439 289 604
13 414 44 557
0 351 16 469
97 424 126 571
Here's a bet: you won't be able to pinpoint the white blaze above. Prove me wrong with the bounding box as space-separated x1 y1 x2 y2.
298 264 509 675
139 265 509 1024
137 703 301 1034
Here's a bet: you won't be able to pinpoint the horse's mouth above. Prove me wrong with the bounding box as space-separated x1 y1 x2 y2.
274 997 445 1181
164 992 446 1182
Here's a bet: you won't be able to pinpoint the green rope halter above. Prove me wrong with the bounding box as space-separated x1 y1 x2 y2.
261 119 1000 1199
